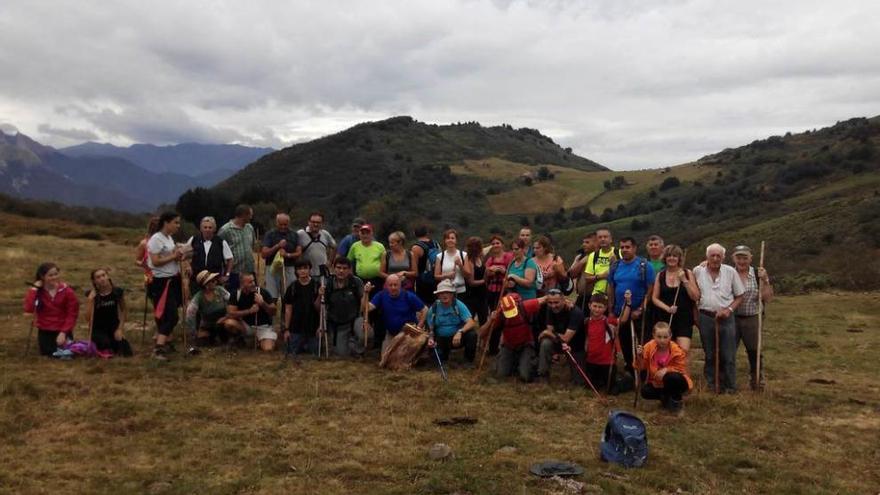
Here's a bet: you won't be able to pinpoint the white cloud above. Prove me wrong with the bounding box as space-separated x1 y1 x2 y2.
0 0 878 167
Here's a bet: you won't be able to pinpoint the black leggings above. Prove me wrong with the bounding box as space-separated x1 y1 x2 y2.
148 276 182 336
435 331 478 363
641 372 689 402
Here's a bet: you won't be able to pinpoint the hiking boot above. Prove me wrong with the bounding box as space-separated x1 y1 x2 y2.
666 398 683 414
152 346 169 361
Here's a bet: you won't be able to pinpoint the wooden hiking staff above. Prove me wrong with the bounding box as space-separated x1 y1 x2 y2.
756 241 765 392
630 320 641 408
714 317 721 394
606 291 631 393
668 249 688 327
24 295 39 357
141 286 149 346
476 263 513 376
360 284 370 350
317 276 329 359
180 260 191 352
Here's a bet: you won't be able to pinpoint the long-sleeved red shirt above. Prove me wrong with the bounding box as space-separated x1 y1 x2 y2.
23 284 79 333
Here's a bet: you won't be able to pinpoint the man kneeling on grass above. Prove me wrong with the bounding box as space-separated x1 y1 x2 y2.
224 273 278 351
186 270 231 348
364 274 427 354
635 322 693 412
484 292 540 382
534 288 583 383
426 279 477 366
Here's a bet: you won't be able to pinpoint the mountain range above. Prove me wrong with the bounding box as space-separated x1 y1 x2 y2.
0 131 272 212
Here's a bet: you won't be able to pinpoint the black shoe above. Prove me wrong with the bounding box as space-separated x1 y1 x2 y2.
165 342 178 354
152 346 169 361
666 398 683 413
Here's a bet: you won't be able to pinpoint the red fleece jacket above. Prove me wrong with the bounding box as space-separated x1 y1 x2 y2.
23 284 79 333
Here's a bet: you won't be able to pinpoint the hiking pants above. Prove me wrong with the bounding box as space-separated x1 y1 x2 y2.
148 276 181 336
328 318 368 357
435 331 478 363
496 344 535 382
537 337 562 378
735 314 765 388
641 372 688 402
698 312 737 392
287 333 319 357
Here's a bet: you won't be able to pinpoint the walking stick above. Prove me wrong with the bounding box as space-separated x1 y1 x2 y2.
668 249 688 327
564 348 606 403
25 296 39 356
606 292 631 393
631 321 641 408
141 287 148 346
361 286 370 351
714 316 721 394
317 277 328 359
432 347 449 382
87 295 96 344
476 263 513 375
755 241 765 392
180 262 191 353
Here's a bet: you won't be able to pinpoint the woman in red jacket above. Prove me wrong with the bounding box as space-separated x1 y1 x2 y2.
635 321 693 413
23 262 80 356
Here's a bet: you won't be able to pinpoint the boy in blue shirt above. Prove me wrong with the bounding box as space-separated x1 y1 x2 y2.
426 280 477 364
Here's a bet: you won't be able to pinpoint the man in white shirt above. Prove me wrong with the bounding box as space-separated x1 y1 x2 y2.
694 243 745 394
187 216 234 293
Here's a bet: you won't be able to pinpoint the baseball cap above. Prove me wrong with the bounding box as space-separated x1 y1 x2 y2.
500 294 521 319
733 245 752 256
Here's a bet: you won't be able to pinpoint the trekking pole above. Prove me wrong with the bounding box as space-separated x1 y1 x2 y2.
755 241 765 392
607 291 631 393
476 264 513 375
141 286 149 346
563 348 606 404
361 287 369 351
668 250 688 327
180 264 190 354
25 296 39 357
714 316 721 394
432 347 449 382
318 277 328 359
631 321 641 408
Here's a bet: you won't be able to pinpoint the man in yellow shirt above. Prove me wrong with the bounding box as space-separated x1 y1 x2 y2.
583 228 620 295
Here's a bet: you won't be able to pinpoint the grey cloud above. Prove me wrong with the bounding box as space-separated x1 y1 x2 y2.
37 124 99 142
0 123 19 134
0 0 879 168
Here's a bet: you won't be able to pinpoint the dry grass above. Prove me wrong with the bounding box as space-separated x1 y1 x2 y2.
1 232 879 494
451 158 719 215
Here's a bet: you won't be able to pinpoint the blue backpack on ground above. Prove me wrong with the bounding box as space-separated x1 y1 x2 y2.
600 410 648 468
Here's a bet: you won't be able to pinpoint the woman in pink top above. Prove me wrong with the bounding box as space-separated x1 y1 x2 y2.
485 235 513 309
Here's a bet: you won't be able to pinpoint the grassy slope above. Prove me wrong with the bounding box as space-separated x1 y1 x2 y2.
452 159 719 215
1 232 879 494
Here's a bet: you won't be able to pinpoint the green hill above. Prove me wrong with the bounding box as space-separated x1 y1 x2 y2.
549 116 880 292
180 116 606 234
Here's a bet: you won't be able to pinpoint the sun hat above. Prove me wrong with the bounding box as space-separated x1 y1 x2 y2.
434 279 457 294
196 270 220 287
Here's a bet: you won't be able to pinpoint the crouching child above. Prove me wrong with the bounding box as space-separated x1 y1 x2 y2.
635 321 693 412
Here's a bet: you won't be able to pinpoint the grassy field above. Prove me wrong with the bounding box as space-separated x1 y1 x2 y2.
451 158 718 215
1 233 879 494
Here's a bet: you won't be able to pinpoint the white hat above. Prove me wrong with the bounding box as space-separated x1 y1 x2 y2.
433 279 457 294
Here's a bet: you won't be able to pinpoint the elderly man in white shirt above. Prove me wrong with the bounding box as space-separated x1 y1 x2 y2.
693 243 745 394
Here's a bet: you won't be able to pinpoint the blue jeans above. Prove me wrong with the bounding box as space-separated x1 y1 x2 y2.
287 333 318 357
698 312 737 392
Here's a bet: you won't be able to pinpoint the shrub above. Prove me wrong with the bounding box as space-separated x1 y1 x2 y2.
659 177 681 191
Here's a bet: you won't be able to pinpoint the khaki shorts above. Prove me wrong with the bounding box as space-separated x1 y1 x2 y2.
244 323 277 342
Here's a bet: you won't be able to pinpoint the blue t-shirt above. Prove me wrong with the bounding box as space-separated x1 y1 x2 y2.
371 290 425 336
426 299 472 338
508 257 539 300
337 233 357 258
608 256 655 315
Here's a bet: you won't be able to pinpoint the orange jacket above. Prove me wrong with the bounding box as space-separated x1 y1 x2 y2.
635 340 693 390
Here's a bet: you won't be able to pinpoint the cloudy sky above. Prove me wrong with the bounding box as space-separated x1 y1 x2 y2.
1 0 878 169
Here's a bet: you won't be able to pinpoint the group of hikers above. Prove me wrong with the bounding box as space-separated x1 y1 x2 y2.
23 205 773 412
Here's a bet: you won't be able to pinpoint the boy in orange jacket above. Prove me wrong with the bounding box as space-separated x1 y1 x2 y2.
635 321 693 412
